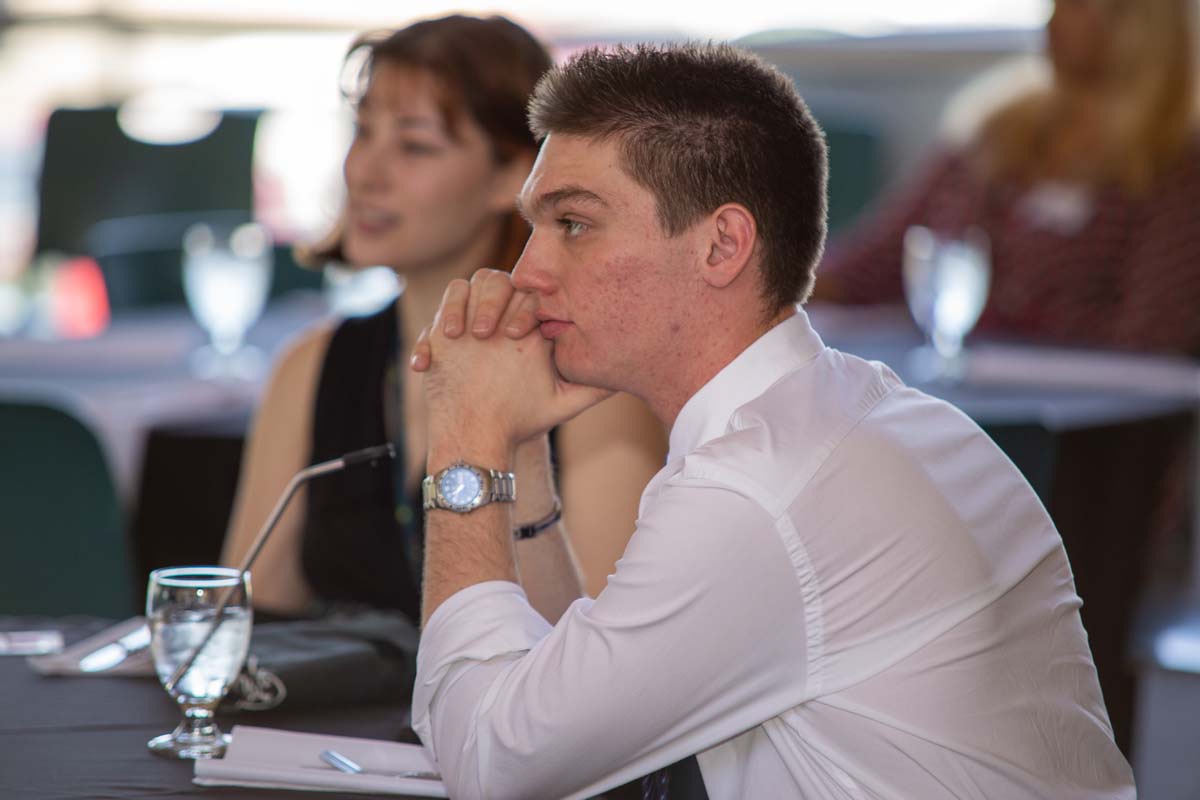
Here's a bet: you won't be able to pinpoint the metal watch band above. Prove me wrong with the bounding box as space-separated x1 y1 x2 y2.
422 464 516 512
421 475 436 510
488 469 516 503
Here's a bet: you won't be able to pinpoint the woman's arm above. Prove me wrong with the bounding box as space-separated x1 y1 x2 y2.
220 323 334 614
511 433 585 623
555 392 667 597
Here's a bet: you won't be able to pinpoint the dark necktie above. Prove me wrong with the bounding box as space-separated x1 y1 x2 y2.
641 768 670 799
641 754 707 800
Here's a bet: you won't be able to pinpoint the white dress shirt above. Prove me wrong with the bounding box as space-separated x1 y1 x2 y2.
412 310 1135 799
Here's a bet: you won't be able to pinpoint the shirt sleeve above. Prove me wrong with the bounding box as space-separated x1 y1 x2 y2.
411 480 810 800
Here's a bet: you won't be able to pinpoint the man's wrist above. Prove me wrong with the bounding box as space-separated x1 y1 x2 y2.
426 418 516 475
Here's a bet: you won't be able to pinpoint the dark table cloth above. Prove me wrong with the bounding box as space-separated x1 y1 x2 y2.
0 618 696 799
0 617 417 800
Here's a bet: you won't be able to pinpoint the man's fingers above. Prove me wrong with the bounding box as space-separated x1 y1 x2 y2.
502 291 540 338
467 269 516 337
410 327 432 372
439 279 471 338
553 382 614 423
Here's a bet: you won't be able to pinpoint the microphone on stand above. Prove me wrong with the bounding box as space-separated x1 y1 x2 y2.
164 443 396 695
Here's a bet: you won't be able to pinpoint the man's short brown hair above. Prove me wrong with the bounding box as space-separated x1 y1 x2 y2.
528 43 828 313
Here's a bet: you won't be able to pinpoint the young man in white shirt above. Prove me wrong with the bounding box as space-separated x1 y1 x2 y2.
409 43 1135 799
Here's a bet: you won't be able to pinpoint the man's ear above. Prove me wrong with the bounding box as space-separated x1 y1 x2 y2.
702 203 757 289
489 151 537 214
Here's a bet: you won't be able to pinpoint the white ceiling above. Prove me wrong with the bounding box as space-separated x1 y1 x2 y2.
8 0 1049 38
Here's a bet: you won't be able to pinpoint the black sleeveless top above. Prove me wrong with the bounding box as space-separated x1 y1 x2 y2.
301 299 423 621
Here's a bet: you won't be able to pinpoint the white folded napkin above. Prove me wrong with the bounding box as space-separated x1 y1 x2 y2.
27 616 154 677
193 725 447 797
966 343 1200 400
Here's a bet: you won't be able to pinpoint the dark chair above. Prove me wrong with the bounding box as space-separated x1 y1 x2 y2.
86 209 254 310
84 210 325 311
34 106 262 312
130 412 250 592
0 399 134 617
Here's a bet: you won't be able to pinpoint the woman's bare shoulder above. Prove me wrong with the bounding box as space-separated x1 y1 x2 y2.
254 318 341 419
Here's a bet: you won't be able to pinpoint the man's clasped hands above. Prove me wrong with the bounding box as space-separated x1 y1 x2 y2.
411 269 611 458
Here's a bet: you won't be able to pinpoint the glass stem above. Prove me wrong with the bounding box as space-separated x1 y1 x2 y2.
182 703 219 739
932 329 962 361
212 333 241 357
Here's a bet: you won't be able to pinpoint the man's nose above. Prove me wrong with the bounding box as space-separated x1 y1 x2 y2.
511 233 554 294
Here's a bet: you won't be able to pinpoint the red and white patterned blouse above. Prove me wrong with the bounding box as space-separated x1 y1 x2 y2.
819 135 1200 356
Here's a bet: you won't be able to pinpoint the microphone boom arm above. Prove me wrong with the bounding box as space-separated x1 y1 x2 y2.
163 443 395 695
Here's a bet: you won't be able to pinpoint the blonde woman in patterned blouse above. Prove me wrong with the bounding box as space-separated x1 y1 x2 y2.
816 0 1200 355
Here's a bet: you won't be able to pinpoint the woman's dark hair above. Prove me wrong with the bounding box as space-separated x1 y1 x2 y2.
303 15 552 269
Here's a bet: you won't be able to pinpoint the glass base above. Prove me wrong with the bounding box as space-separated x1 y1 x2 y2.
147 721 230 760
188 343 265 382
906 344 967 385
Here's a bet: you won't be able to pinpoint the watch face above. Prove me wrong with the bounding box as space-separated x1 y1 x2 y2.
438 466 483 511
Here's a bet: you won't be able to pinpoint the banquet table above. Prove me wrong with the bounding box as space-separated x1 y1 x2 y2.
0 616 674 800
0 617 422 800
0 293 329 507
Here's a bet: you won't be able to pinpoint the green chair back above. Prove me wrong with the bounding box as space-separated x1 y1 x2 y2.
0 400 134 617
820 117 883 235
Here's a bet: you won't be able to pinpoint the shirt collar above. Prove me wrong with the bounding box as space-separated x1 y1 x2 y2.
668 309 825 461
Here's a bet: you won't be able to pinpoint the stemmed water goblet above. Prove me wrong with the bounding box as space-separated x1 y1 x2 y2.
902 225 991 382
146 566 252 759
182 221 272 380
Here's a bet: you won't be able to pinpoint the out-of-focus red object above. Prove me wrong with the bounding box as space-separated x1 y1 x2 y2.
52 256 110 338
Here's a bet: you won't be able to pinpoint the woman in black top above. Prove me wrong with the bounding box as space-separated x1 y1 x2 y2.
221 16 665 621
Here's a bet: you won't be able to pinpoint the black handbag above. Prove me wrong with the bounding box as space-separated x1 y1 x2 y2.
222 610 419 712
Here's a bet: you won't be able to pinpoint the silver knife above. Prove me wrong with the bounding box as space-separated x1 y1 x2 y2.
78 624 151 673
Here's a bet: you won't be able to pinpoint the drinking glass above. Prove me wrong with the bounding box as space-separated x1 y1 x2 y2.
182 221 272 380
146 566 252 759
902 225 991 382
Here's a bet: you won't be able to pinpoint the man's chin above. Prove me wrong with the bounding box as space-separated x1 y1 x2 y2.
552 351 616 392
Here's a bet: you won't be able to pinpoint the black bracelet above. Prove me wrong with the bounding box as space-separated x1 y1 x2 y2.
514 500 562 540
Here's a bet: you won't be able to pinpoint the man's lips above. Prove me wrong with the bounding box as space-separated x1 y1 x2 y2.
535 314 571 339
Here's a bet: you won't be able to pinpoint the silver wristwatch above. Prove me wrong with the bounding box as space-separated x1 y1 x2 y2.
422 462 516 513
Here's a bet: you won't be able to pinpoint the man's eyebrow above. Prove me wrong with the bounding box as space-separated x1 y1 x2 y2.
516 185 607 222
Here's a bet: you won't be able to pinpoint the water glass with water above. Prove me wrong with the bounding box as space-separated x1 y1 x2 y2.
146 566 252 759
182 221 272 380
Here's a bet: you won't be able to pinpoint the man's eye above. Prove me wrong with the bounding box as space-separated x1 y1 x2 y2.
558 218 587 237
